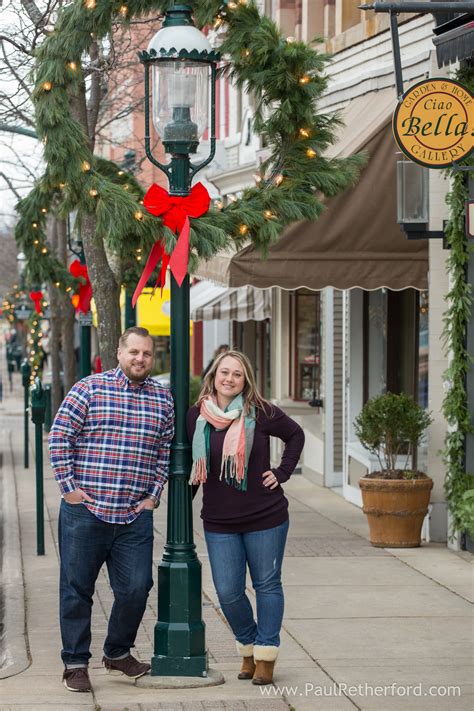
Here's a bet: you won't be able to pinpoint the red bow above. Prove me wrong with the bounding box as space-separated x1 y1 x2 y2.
69 259 93 313
132 182 210 307
29 290 43 314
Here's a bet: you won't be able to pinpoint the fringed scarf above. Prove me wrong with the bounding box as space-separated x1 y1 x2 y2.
189 394 255 491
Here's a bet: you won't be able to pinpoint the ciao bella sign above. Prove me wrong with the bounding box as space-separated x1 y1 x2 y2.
393 78 473 168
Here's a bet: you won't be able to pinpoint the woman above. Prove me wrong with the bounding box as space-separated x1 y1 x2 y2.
187 350 304 685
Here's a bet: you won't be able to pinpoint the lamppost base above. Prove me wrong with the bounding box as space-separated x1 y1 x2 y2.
151 651 207 677
140 666 224 687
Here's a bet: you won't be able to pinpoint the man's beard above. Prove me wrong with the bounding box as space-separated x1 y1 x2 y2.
122 363 152 382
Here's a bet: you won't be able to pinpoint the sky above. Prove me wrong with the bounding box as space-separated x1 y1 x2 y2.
0 1 45 231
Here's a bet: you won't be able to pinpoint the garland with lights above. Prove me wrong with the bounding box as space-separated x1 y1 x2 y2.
442 63 474 539
2 289 18 326
26 312 47 383
2 287 49 380
15 0 364 297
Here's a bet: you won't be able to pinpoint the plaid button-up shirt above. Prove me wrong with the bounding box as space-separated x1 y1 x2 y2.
49 366 174 524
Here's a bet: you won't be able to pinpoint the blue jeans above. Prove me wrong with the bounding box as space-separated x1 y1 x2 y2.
204 519 289 648
58 500 154 666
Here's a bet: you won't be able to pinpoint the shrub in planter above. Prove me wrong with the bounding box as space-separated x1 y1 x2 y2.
354 392 433 547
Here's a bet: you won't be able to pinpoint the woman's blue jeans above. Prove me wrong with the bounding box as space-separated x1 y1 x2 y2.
58 500 154 666
204 519 289 648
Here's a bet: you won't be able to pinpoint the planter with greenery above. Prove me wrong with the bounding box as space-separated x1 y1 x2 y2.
354 392 433 547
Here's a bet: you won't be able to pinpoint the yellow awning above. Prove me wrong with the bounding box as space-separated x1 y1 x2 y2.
136 287 192 337
92 288 191 337
137 288 171 336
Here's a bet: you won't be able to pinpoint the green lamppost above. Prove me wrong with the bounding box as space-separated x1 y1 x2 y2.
139 3 219 677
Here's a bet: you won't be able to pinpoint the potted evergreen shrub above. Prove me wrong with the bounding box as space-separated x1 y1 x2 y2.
355 392 433 547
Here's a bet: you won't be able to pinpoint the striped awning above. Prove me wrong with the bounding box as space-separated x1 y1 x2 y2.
162 281 227 317
433 11 474 67
192 284 272 322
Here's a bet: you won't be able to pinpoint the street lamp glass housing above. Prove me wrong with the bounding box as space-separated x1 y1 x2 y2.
151 60 210 145
17 251 26 277
140 5 219 181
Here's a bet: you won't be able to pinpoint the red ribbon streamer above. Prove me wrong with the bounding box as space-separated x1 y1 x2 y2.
29 290 43 314
69 259 93 313
132 181 210 307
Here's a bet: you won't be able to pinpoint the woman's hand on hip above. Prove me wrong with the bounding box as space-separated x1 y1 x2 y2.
261 470 279 489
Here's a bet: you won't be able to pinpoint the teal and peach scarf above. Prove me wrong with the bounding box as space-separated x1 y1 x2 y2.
189 394 255 491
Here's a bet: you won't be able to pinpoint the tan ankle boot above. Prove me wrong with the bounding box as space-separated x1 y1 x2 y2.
235 642 255 680
238 656 256 680
252 645 279 685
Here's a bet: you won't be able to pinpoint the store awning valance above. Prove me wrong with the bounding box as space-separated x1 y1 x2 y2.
433 12 474 67
195 89 428 292
162 280 270 321
162 281 227 317
192 284 271 321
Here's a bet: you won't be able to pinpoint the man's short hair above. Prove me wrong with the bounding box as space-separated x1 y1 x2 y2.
119 327 155 352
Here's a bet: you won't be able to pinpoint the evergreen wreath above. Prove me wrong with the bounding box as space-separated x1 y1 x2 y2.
442 66 474 539
15 0 364 294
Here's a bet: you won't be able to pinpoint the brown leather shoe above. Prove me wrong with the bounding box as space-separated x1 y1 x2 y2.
63 666 92 692
102 654 150 679
252 660 275 685
238 655 256 680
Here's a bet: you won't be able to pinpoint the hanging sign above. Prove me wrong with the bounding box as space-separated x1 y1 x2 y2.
393 78 473 169
79 311 93 327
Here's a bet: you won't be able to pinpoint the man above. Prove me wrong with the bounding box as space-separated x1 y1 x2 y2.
49 327 174 693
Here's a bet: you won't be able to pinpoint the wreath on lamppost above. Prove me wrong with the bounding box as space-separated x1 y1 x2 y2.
14 0 364 297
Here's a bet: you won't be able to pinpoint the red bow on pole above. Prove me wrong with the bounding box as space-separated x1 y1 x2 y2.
29 290 43 314
132 181 210 307
69 260 93 313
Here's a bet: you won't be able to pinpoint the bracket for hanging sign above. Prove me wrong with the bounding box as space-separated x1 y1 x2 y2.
359 2 474 171
467 201 474 238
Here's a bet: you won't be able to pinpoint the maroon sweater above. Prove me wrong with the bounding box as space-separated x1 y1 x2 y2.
186 404 305 533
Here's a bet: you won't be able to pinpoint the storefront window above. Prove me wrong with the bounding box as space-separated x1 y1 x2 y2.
365 290 387 399
363 288 423 404
291 290 321 401
232 320 271 398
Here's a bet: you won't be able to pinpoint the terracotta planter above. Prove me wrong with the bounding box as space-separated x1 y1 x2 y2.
359 475 433 548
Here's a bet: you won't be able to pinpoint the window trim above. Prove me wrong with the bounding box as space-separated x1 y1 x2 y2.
289 289 322 404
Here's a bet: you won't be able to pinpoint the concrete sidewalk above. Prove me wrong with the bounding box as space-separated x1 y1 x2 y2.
1 371 473 711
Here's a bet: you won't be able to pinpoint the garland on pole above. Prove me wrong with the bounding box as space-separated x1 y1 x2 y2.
15 0 364 296
442 65 474 539
25 312 47 384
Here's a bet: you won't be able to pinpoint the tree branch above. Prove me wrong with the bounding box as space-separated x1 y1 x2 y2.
0 171 22 200
0 35 30 55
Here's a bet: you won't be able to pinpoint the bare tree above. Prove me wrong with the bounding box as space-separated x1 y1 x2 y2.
1 1 159 372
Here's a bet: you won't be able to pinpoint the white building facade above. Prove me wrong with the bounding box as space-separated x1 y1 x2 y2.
197 1 456 543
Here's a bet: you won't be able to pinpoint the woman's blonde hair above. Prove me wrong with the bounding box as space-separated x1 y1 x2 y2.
198 349 271 417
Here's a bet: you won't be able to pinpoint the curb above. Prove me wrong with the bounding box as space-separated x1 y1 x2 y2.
0 428 30 679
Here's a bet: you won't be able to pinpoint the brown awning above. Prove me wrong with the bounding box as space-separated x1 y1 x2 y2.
228 122 428 291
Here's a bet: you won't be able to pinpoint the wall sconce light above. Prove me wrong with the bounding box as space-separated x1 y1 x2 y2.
397 159 445 241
